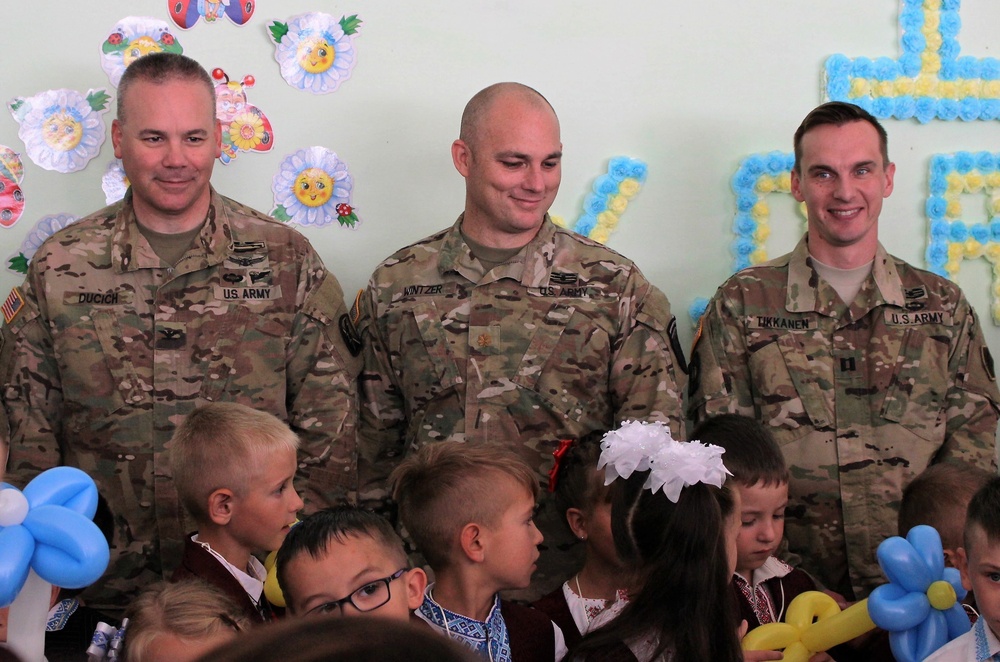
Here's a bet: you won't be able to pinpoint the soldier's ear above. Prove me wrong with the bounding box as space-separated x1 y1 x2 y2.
207 488 234 526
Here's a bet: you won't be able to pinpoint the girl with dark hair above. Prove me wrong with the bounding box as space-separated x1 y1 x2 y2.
571 421 747 662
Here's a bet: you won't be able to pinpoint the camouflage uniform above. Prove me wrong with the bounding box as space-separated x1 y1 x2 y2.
357 215 687 598
689 237 999 600
0 189 360 613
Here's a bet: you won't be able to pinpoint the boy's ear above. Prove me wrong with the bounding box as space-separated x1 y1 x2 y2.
460 522 485 563
943 547 958 569
207 489 235 526
565 507 588 541
404 567 428 610
956 546 973 592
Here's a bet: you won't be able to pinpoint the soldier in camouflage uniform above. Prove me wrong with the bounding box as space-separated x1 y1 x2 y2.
0 53 360 614
689 101 1000 601
357 82 688 599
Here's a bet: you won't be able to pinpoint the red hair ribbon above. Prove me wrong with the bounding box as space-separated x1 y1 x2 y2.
547 439 576 493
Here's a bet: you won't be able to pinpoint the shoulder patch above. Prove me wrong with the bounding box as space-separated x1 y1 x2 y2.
351 289 363 327
2 287 25 325
668 317 688 375
339 314 362 357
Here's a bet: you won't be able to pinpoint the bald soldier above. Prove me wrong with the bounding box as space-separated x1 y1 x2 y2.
0 53 360 613
689 102 1000 601
356 82 688 597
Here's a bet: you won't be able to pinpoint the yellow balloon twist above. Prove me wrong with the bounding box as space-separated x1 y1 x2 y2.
742 591 876 662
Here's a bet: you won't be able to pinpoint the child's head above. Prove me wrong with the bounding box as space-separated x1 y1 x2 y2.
121 579 250 662
694 414 788 579
275 506 427 620
959 477 1000 636
169 403 303 553
551 432 621 572
899 462 993 564
390 441 542 591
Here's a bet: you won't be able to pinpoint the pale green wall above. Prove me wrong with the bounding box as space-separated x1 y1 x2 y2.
3 0 1000 376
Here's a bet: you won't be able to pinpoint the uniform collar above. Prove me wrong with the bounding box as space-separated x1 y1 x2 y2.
439 214 557 288
785 236 905 318
112 187 232 274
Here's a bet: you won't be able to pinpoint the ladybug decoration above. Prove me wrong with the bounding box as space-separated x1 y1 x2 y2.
168 0 255 29
212 68 274 165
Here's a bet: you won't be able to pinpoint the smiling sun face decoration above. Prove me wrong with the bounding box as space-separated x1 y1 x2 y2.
269 12 361 94
272 146 359 228
8 88 111 174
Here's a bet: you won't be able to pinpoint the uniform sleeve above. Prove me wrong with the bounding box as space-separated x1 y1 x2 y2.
937 296 1000 468
610 271 687 440
287 253 362 509
0 272 64 487
687 285 757 424
356 279 409 513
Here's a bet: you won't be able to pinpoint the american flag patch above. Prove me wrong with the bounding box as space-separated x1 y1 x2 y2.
2 287 24 324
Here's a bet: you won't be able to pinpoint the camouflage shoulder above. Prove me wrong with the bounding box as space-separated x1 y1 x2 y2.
891 254 968 308
550 222 636 264
31 203 122 262
371 224 453 273
218 193 279 224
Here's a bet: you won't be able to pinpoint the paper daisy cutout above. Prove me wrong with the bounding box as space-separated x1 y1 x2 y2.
268 13 361 94
212 69 274 165
101 16 183 87
272 146 359 228
168 0 255 29
8 89 110 174
0 146 25 228
7 213 80 275
102 159 129 204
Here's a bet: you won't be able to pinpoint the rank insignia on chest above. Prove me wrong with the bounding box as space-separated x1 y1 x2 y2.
549 271 579 286
2 287 24 324
231 240 266 253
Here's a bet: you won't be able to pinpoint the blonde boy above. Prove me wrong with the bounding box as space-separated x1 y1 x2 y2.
275 506 427 621
926 477 1000 660
390 442 566 662
169 402 303 624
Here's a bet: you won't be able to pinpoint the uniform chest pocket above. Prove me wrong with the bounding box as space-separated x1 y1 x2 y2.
748 334 833 445
511 303 612 423
402 301 463 395
89 309 150 412
880 327 948 442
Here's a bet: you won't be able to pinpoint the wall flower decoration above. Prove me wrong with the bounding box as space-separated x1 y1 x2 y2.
0 146 25 228
101 17 183 87
272 146 358 227
551 156 647 244
7 213 80 275
8 89 110 174
729 152 803 271
168 0 255 29
268 13 361 94
102 159 128 205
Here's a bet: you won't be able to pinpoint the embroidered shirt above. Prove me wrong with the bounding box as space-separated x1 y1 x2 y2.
925 616 1000 661
416 587 512 662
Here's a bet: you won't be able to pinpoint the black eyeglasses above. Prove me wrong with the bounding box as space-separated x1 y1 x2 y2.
305 568 408 616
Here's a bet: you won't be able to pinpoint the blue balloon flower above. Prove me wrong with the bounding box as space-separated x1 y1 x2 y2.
868 526 970 662
0 467 110 607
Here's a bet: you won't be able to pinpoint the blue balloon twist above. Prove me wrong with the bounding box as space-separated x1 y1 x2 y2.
0 467 110 607
868 525 970 662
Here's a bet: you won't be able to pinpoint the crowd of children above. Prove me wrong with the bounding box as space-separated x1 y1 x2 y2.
3 402 997 662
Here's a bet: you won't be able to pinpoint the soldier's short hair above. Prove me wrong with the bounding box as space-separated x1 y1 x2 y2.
899 462 993 550
121 579 249 662
793 101 889 172
693 414 788 488
170 402 299 522
965 476 1000 550
459 82 556 149
553 431 610 523
117 52 215 124
390 441 538 569
275 506 407 604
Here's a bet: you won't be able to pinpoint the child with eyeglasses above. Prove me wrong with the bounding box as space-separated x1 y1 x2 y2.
275 506 428 620
391 441 568 662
